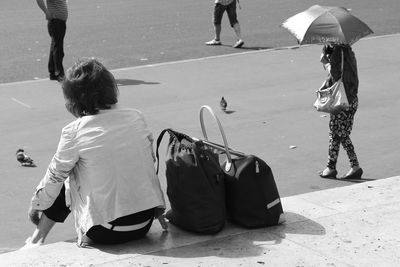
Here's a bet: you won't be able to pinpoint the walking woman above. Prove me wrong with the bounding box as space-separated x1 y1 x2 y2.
319 44 363 179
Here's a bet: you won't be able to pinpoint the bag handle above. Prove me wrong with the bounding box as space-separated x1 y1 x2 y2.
199 105 234 174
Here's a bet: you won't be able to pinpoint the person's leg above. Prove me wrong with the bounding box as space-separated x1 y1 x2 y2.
340 99 362 177
22 213 57 249
47 20 56 78
21 185 70 249
214 24 222 41
52 19 66 78
86 208 155 245
226 1 244 47
327 121 340 170
232 23 242 41
320 114 341 178
206 4 224 45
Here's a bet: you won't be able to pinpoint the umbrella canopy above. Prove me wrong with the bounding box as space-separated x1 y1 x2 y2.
282 5 373 45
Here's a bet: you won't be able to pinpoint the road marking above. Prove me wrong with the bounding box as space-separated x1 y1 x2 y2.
1 33 399 86
111 33 400 72
11 97 33 109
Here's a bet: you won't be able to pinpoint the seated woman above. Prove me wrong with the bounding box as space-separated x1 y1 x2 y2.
22 58 166 249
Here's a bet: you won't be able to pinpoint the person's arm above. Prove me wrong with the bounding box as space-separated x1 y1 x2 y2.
29 124 78 223
329 46 343 82
36 0 51 20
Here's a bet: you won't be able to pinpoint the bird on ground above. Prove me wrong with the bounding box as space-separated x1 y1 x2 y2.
16 149 36 167
220 97 227 112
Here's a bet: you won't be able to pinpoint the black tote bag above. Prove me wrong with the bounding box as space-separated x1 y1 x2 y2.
199 105 284 228
156 128 226 234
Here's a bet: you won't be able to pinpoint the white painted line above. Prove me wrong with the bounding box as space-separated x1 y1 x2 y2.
0 78 49 87
11 97 33 109
1 33 399 86
111 45 299 73
110 33 400 73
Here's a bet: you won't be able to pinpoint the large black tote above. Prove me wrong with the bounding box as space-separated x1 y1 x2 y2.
199 105 284 228
222 155 283 228
156 129 226 234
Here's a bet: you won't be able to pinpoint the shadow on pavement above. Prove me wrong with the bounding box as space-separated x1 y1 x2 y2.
116 79 160 86
239 46 273 51
320 177 376 183
87 212 325 259
218 44 272 50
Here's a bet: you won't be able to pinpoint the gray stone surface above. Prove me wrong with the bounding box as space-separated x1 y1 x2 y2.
1 176 399 266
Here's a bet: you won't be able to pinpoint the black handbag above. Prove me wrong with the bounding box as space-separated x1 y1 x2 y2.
155 128 226 234
199 105 284 228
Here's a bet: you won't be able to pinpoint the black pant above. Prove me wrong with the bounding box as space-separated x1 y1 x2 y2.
47 19 66 77
86 209 154 244
43 185 155 245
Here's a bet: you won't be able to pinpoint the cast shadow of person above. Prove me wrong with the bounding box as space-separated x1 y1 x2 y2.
341 177 376 183
323 177 376 183
87 211 325 259
219 44 272 51
115 79 160 86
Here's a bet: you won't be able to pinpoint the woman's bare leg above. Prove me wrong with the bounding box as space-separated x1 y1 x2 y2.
21 213 56 250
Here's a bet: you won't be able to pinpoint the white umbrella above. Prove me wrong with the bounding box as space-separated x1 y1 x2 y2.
282 5 373 45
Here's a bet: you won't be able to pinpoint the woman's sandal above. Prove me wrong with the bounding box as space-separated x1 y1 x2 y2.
319 169 338 179
341 168 363 179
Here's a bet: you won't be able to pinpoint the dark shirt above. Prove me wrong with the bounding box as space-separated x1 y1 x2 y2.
326 45 359 103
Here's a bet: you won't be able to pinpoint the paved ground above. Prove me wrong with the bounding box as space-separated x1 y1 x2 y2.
1 176 400 266
1 0 399 83
1 34 399 253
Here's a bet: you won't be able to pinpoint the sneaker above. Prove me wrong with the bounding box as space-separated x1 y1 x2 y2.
233 40 244 48
205 39 221 46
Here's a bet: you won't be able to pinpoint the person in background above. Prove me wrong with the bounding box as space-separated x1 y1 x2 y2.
206 0 244 48
319 43 363 180
36 0 68 81
22 58 166 249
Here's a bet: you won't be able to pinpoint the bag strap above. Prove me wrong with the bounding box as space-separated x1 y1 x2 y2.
199 105 233 173
155 129 180 174
340 49 344 78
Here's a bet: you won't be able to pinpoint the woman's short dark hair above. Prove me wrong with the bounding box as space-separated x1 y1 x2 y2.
62 58 119 117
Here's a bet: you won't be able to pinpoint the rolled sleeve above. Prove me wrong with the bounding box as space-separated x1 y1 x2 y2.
31 123 79 210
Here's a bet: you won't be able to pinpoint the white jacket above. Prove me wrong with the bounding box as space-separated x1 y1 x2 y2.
31 107 165 241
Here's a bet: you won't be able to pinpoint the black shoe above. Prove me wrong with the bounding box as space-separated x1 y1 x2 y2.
319 169 337 179
341 168 363 179
50 75 64 82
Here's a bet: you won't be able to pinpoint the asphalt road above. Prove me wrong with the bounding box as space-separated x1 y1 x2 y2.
0 0 399 84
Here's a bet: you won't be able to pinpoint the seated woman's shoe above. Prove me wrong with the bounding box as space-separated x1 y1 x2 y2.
341 168 363 179
319 169 338 179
